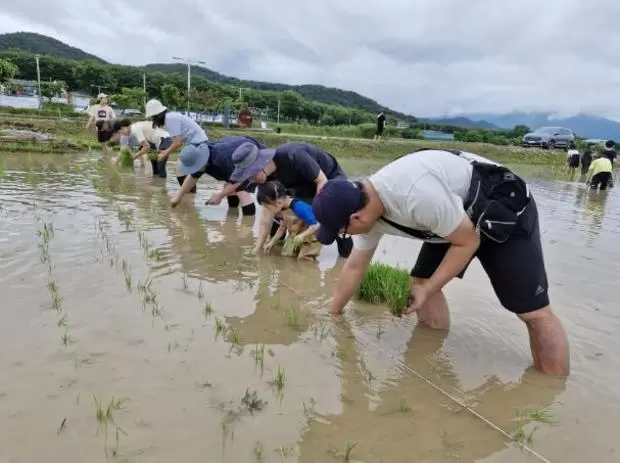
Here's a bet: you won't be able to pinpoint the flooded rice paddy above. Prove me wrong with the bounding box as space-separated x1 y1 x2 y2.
0 153 619 463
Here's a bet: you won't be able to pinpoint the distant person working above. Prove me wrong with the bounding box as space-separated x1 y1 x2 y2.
374 111 386 140
111 118 173 178
601 139 617 188
312 148 570 376
586 153 613 190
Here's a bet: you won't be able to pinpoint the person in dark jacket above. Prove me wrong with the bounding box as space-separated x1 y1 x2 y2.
601 140 617 188
581 143 593 175
170 136 266 216
208 141 352 256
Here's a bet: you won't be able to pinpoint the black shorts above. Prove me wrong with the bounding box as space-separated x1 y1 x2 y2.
590 172 612 190
95 120 112 143
568 154 580 168
411 197 549 315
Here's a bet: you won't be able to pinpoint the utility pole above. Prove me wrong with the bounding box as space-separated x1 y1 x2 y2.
142 73 146 108
172 56 206 117
277 98 281 124
35 54 42 108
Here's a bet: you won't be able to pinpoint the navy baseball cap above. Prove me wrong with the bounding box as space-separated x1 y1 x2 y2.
312 179 365 245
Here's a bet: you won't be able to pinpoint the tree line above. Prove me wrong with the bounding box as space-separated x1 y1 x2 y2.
0 50 411 127
1 50 537 145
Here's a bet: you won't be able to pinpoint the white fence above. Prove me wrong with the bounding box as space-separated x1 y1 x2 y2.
0 94 40 109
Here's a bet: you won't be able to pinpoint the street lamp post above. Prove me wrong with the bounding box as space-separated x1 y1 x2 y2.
34 54 42 108
172 56 206 116
142 73 147 108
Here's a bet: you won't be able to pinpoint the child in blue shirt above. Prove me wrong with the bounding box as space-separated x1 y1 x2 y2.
257 181 321 260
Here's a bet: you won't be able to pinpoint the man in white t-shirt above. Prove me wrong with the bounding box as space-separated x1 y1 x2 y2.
312 149 569 376
112 118 173 178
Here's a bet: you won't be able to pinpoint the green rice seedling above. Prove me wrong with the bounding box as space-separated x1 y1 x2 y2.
147 248 161 261
61 331 72 346
356 263 410 317
124 272 132 292
253 441 264 461
181 274 189 290
302 397 316 417
270 365 285 395
137 277 153 294
197 281 204 300
203 301 213 317
241 388 267 415
109 397 130 410
118 150 135 169
399 397 412 413
284 307 299 330
220 413 237 452
121 258 128 274
51 292 63 312
57 314 68 327
376 323 385 340
525 406 555 425
151 302 162 318
343 440 358 461
137 231 146 247
312 322 330 342
57 417 67 435
281 236 302 257
512 406 556 445
279 445 294 458
251 344 265 372
47 277 58 295
116 207 133 231
93 395 128 461
228 327 242 353
214 317 226 340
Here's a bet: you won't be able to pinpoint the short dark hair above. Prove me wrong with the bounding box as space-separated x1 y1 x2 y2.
112 118 132 134
605 139 616 149
256 181 288 205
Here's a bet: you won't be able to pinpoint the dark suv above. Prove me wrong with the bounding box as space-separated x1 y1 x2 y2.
522 126 575 149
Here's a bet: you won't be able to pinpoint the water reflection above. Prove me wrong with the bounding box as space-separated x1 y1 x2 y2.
575 187 610 243
0 152 618 463
225 257 343 346
298 316 566 462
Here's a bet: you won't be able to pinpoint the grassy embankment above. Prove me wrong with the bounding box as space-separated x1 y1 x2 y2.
0 112 566 166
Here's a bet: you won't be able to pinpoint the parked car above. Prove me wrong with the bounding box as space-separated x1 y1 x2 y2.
120 108 142 116
522 126 575 149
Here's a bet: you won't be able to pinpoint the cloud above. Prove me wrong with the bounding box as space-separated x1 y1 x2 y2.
1 0 619 118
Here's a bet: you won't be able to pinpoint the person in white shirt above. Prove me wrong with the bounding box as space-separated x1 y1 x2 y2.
566 145 580 169
85 93 116 155
111 118 173 178
145 99 209 203
312 148 570 376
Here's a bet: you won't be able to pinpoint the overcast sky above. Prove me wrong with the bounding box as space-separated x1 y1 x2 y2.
1 0 619 119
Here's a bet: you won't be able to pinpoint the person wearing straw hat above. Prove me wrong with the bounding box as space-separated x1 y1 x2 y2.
311 148 570 376
86 93 116 155
209 141 352 257
145 98 209 198
169 135 267 216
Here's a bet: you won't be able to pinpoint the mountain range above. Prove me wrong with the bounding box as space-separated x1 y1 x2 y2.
428 112 620 140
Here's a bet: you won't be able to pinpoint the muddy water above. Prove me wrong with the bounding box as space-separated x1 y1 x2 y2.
0 154 618 463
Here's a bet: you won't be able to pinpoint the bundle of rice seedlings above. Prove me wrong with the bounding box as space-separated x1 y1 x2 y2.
356 262 410 317
281 236 302 257
119 150 135 168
